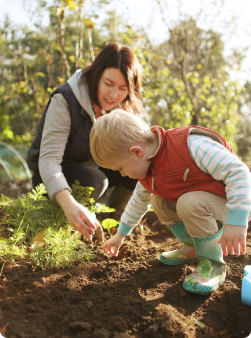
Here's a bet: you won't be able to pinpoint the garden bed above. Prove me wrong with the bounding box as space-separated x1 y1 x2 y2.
0 211 251 338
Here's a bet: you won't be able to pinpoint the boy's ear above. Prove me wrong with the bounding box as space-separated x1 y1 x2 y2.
129 146 144 158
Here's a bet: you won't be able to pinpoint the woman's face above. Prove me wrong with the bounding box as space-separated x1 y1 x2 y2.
97 68 129 111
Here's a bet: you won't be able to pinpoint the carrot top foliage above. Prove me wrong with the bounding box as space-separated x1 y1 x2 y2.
0 181 112 271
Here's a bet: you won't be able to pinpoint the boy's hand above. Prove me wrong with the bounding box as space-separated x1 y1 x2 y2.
103 232 125 256
218 224 247 256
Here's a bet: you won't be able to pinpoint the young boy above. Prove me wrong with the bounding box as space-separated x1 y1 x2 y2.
90 109 251 295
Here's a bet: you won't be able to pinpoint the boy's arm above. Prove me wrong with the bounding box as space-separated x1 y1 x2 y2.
219 224 247 255
118 182 152 236
103 182 151 256
188 134 251 254
103 232 125 256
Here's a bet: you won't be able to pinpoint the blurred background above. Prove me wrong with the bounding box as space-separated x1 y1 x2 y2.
0 0 251 180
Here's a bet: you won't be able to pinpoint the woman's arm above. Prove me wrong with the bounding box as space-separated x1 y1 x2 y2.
39 93 97 238
55 190 97 239
39 93 72 201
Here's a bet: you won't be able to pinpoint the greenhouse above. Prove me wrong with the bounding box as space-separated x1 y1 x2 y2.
0 141 31 180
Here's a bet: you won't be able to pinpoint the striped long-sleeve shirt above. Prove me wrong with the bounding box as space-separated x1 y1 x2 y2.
118 134 251 236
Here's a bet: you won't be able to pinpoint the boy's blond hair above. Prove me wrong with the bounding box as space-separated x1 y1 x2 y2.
90 109 155 167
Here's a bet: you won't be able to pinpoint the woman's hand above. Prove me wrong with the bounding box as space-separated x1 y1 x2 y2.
218 224 247 256
103 232 125 256
55 190 97 240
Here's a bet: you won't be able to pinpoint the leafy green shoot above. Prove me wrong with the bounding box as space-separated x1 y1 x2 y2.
0 181 113 271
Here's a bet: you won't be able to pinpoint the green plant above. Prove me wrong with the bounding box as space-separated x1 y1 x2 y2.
29 227 92 269
0 181 112 271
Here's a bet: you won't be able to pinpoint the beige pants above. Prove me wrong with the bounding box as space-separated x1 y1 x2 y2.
150 191 230 238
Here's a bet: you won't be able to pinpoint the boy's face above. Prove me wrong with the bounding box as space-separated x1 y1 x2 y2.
108 150 151 180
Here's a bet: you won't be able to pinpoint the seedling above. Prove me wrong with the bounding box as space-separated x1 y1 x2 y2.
101 218 119 234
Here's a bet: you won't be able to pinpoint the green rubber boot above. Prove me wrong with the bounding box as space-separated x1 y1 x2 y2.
159 221 198 265
183 228 226 295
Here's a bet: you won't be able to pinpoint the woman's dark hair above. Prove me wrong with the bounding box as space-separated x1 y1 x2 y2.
80 42 143 113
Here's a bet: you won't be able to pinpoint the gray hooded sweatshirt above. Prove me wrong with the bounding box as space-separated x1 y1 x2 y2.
39 70 96 201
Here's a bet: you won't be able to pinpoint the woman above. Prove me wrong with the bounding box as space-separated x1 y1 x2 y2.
27 42 143 240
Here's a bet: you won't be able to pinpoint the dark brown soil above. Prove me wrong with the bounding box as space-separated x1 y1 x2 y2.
0 210 251 338
0 179 32 199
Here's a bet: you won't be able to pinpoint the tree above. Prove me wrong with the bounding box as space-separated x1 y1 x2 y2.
0 0 250 159
235 81 251 164
0 0 107 145
135 16 244 150
144 0 250 154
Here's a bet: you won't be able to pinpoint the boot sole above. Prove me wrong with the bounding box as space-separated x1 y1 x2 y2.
159 255 199 266
182 276 226 295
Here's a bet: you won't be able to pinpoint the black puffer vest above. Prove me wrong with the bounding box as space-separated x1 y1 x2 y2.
27 83 93 172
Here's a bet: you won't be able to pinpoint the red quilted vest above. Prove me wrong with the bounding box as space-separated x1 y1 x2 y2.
138 125 238 202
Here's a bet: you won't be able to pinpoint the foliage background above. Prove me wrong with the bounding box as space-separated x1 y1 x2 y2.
0 0 251 164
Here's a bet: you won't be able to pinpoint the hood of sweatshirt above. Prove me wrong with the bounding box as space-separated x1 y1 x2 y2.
67 69 96 122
